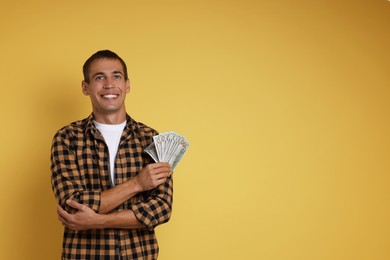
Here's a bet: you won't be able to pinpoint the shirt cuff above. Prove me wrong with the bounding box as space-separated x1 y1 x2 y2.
131 202 159 230
73 190 101 213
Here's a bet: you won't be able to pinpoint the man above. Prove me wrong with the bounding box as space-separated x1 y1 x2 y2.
51 50 173 259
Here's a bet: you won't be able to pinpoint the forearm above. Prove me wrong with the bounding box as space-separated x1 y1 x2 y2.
97 210 144 229
99 178 142 214
131 177 173 229
56 163 172 231
57 201 145 230
99 163 170 214
92 177 173 230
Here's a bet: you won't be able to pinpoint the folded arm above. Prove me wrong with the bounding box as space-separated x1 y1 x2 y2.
57 199 144 230
99 163 171 214
57 173 173 230
51 132 173 230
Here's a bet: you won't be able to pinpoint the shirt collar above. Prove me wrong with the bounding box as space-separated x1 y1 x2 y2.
84 113 135 142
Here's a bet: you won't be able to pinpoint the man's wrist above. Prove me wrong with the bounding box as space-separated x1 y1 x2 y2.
131 176 144 193
94 210 143 229
94 214 108 229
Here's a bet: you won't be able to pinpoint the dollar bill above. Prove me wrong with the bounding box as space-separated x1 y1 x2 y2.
144 142 159 162
145 132 189 174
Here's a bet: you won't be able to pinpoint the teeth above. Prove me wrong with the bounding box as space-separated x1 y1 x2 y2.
103 94 118 98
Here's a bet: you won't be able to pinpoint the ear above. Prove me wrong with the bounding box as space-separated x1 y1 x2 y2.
81 80 89 96
125 79 130 94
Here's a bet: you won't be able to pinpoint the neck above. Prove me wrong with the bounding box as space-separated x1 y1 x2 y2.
93 110 127 125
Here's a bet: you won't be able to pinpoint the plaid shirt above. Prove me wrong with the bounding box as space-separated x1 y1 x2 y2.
50 114 173 259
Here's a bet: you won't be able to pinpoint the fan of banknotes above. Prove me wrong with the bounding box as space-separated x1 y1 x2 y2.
145 132 190 174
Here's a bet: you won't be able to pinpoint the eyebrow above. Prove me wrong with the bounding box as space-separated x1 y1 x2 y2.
91 71 124 79
91 72 104 79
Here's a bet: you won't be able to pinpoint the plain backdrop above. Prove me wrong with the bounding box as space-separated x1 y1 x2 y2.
0 0 389 259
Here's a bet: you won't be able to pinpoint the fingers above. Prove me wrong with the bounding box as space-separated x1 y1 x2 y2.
136 163 170 191
57 204 81 231
57 204 70 218
154 171 169 180
56 200 84 226
57 205 72 228
147 165 170 183
149 162 171 168
66 199 84 210
146 163 171 175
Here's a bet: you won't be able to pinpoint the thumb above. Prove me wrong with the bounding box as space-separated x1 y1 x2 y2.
66 199 84 210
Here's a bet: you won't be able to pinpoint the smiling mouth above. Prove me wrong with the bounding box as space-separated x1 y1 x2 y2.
101 94 119 99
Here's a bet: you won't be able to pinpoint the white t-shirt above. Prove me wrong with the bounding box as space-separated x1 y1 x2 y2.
94 120 126 186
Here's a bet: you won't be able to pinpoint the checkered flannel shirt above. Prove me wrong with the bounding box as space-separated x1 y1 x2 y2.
50 114 173 259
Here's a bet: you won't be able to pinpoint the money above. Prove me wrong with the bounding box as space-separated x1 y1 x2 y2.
145 132 189 174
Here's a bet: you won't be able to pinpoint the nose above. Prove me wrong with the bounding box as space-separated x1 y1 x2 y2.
103 79 114 89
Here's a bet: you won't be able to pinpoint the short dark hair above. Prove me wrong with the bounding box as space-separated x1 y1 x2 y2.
83 50 128 83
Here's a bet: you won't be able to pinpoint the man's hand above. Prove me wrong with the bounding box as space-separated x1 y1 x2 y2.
134 162 171 192
56 163 170 231
57 200 101 231
57 200 145 230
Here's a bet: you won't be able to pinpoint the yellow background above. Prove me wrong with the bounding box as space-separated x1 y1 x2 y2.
0 0 389 259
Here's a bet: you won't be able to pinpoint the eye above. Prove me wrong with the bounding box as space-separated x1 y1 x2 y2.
113 74 122 79
95 75 104 81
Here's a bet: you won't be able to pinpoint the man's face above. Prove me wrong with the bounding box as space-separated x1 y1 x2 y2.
82 58 130 117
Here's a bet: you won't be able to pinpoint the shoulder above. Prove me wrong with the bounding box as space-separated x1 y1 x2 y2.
135 120 158 135
128 117 158 144
52 117 89 143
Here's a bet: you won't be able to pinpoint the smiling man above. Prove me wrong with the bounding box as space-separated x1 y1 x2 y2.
51 50 173 259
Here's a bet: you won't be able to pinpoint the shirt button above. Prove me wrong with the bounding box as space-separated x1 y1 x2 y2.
115 247 120 253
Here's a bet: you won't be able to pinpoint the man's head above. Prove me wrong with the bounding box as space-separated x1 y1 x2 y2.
81 50 130 123
83 50 128 84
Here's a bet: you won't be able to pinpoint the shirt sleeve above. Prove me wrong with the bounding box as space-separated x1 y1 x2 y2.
50 131 101 213
130 175 173 230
